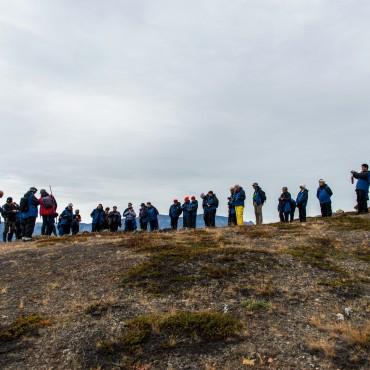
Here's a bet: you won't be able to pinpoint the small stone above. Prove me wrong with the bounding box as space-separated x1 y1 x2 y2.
336 313 345 321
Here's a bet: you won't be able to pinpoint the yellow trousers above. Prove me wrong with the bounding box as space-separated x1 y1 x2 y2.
235 206 244 225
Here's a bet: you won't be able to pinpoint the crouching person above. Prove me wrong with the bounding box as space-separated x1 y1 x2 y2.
58 203 73 236
71 210 81 235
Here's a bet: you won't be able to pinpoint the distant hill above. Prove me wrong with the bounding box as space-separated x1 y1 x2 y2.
0 215 253 239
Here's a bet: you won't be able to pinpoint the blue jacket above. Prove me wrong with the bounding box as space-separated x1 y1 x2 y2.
317 185 333 204
59 208 73 225
296 190 309 207
21 191 39 219
123 208 136 221
91 208 105 225
169 204 182 218
146 206 159 221
182 201 192 216
203 195 219 212
278 192 292 213
253 188 265 206
228 198 236 215
189 200 198 214
353 171 370 193
232 188 246 207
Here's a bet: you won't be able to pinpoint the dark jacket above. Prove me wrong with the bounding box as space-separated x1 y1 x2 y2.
91 208 105 225
317 185 333 204
203 195 219 212
353 171 370 193
146 206 159 221
2 202 18 222
278 192 292 213
108 211 122 226
189 200 198 213
182 201 192 216
139 206 148 222
59 208 73 226
296 189 309 207
169 203 182 218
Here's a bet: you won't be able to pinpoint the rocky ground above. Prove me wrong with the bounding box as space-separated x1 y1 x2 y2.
0 213 369 370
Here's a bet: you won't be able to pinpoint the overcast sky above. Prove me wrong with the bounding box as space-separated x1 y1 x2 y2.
1 0 369 222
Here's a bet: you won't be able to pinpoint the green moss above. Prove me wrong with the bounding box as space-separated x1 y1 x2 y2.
324 215 370 231
100 311 242 354
0 314 50 342
286 239 348 274
241 299 272 312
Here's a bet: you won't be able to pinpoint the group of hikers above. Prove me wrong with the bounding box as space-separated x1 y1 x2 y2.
0 163 368 242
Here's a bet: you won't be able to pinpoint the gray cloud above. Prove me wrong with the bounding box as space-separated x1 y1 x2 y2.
1 0 369 221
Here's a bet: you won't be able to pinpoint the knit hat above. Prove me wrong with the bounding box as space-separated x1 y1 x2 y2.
191 196 196 200
184 197 190 201
68 203 73 207
29 187 37 193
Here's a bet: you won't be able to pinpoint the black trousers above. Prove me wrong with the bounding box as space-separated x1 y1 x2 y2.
189 212 197 229
183 214 191 228
22 217 36 238
170 217 179 230
59 224 71 236
228 212 237 226
149 219 158 231
279 212 289 223
92 223 103 232
109 223 119 232
298 205 307 222
71 222 80 235
3 221 16 242
140 220 148 231
320 202 332 217
204 210 216 227
356 189 369 213
42 215 55 236
290 208 296 222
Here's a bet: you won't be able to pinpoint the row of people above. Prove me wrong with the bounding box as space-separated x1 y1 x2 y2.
0 163 368 241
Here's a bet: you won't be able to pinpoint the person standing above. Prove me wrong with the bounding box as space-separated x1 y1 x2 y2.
317 180 333 217
296 185 309 222
108 206 122 232
91 204 106 232
278 187 292 223
19 187 39 241
58 204 74 236
2 197 18 242
103 207 110 230
351 163 369 214
39 189 58 236
231 185 246 226
189 196 198 229
146 202 159 231
169 199 182 230
182 197 192 228
123 203 137 232
71 209 81 235
252 183 266 225
202 191 219 227
139 203 148 231
228 188 237 226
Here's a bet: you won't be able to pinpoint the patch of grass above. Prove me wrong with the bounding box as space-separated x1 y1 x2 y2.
324 215 370 231
97 312 242 354
286 238 348 274
241 299 272 312
0 314 50 342
306 338 336 358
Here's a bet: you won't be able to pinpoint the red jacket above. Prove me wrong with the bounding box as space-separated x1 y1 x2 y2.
39 195 57 216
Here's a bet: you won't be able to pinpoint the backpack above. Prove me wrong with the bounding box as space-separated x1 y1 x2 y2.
259 189 267 203
42 195 54 209
19 197 29 212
